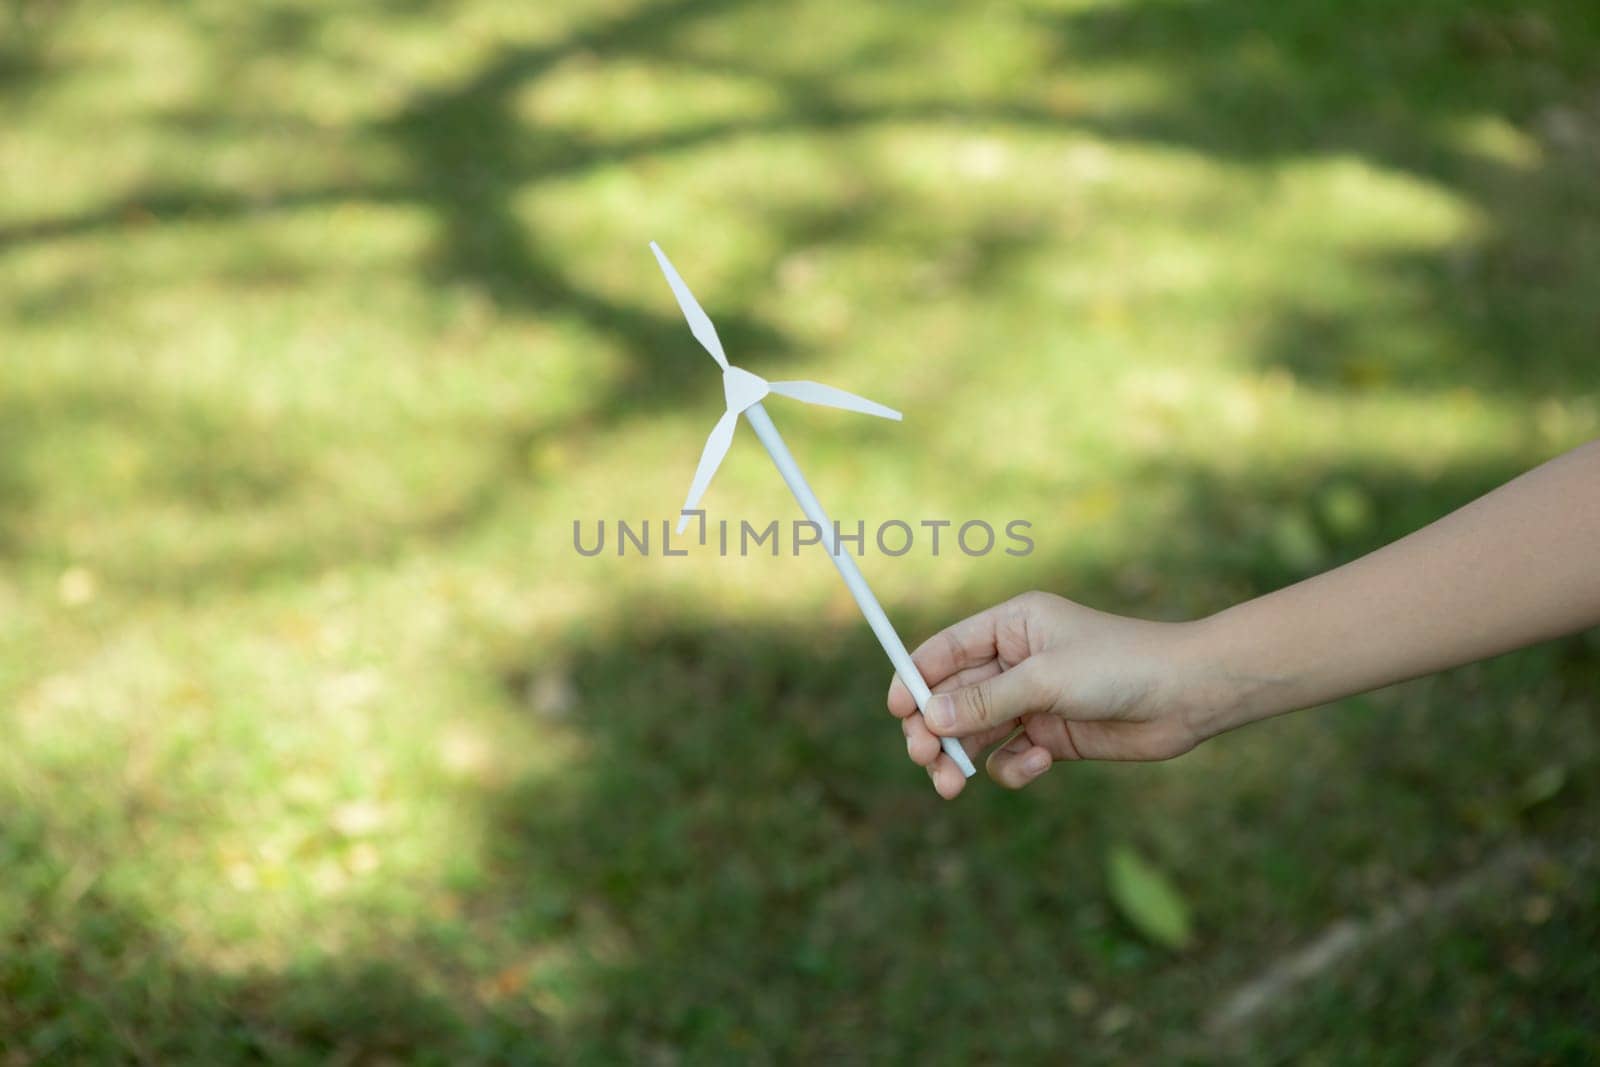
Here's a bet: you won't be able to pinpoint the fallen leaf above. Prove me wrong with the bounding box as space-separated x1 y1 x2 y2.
1516 765 1566 811
1106 844 1193 951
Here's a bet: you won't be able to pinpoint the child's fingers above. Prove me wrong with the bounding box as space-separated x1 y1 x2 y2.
986 734 1054 789
902 713 942 766
888 657 1003 719
896 661 1010 771
928 751 968 799
907 711 1017 772
922 661 1039 737
927 736 986 799
908 607 1005 690
886 674 918 718
931 659 1005 695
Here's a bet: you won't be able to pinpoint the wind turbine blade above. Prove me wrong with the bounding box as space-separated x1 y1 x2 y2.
650 241 729 370
766 380 902 421
678 409 739 532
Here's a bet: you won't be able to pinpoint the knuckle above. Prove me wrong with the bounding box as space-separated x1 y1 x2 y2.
1010 590 1048 615
965 681 994 727
939 628 965 670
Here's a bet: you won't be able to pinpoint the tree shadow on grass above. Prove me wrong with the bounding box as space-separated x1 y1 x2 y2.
6 0 1591 590
0 1 58 94
5 0 1597 411
1038 0 1600 400
0 0 1073 589
2 0 1598 1059
4 445 1595 1062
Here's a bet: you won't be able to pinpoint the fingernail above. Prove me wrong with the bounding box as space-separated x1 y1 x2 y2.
1023 751 1051 777
926 695 955 732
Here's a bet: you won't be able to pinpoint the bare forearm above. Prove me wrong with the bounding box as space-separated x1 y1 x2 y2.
1192 441 1600 735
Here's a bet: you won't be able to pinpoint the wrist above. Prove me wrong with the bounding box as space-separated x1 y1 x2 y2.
1169 609 1296 744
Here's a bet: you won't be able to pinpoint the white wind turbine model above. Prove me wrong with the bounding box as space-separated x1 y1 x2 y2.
651 241 976 779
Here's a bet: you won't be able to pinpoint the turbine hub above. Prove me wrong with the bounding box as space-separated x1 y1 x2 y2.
722 365 770 414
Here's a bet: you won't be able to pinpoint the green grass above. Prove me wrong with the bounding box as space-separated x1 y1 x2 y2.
3 0 1599 1061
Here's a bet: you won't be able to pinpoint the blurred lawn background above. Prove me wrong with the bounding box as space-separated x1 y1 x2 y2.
3 0 1599 1061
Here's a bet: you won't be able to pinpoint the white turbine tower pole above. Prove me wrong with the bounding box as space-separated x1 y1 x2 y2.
651 242 976 780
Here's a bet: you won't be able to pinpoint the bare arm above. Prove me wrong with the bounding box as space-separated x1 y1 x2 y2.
890 441 1600 799
1195 439 1600 736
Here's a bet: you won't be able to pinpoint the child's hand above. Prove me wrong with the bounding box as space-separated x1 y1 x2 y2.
891 443 1600 799
887 592 1218 799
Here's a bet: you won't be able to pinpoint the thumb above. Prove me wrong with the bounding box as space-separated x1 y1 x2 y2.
924 662 1049 737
